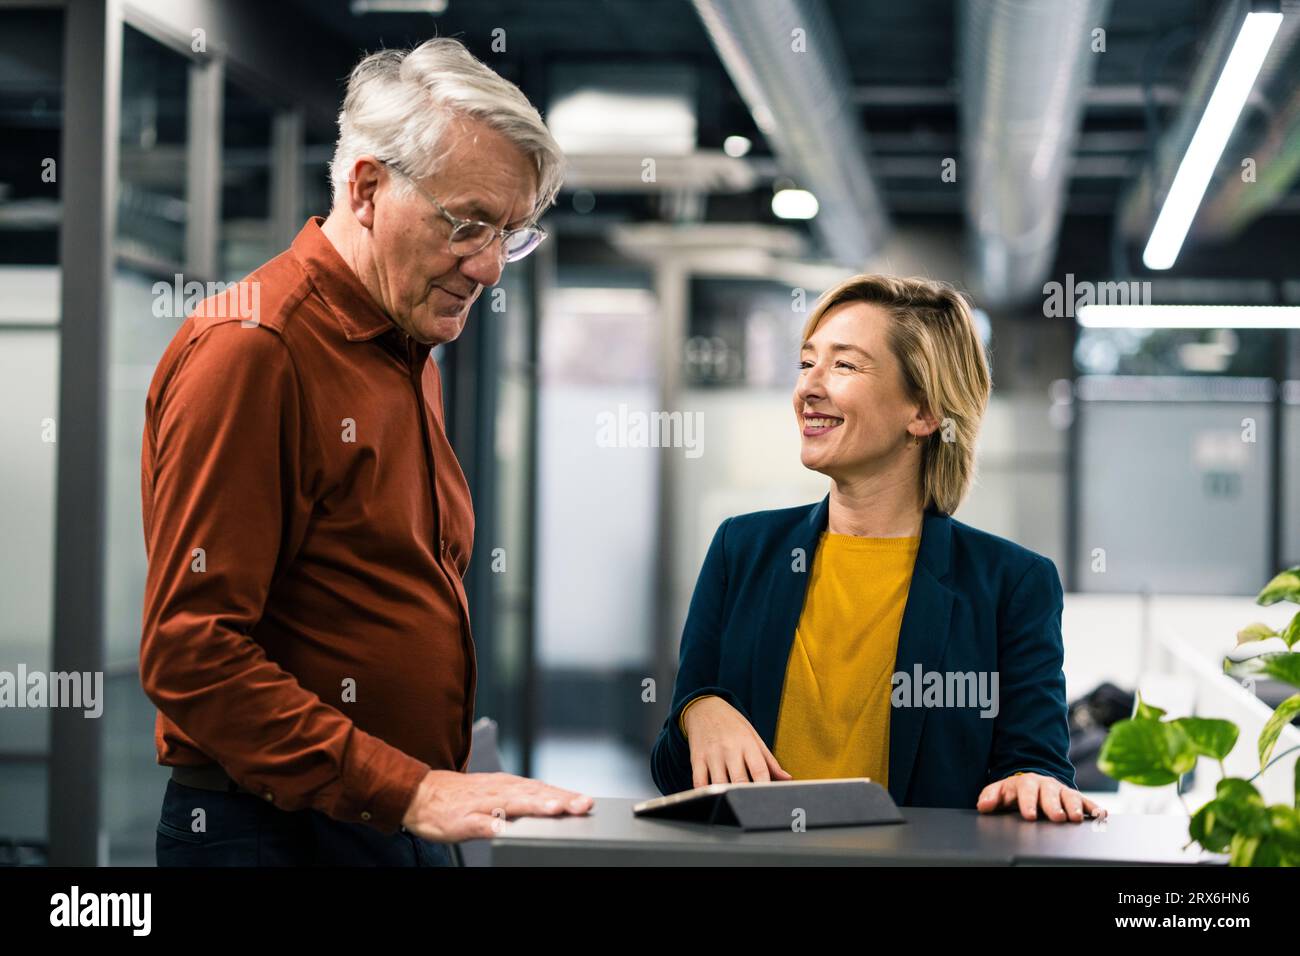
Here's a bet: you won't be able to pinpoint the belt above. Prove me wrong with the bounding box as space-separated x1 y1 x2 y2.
170 763 413 834
170 763 252 795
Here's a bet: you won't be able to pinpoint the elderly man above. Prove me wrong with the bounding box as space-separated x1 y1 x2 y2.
140 38 591 866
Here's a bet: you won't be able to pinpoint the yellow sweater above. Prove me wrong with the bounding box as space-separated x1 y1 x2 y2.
771 531 920 784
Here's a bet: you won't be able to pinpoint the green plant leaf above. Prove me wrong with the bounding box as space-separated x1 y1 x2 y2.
1257 694 1300 768
1190 800 1235 853
1225 652 1300 690
1133 691 1166 721
1258 566 1300 607
1237 622 1278 645
1247 837 1286 866
1229 832 1261 866
1172 717 1238 760
1216 777 1263 802
1098 717 1195 785
1282 611 1300 651
1212 780 1269 840
1269 806 1300 864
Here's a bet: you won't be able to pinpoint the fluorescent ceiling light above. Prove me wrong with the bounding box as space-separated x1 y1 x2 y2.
548 88 696 156
772 188 818 220
1077 304 1300 329
1141 11 1283 271
350 0 448 13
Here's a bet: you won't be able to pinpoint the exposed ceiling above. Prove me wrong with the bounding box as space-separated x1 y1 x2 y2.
279 0 1242 220
3 0 1297 295
281 0 1300 300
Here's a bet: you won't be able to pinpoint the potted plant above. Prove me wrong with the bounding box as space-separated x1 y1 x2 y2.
1097 566 1300 866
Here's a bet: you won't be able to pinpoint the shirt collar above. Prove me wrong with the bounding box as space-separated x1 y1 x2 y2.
291 216 401 344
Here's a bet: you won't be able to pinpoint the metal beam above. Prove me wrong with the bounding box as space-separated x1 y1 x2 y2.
49 0 121 867
185 53 222 279
651 259 687 748
271 109 304 253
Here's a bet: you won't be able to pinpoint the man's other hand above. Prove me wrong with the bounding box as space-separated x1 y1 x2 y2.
401 770 594 842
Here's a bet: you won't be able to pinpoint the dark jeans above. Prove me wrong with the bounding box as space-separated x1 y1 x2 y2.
156 779 455 867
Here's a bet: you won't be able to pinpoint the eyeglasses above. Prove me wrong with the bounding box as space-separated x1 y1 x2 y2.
379 159 547 263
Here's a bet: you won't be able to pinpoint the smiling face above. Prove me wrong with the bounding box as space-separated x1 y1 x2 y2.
794 300 935 482
366 117 538 345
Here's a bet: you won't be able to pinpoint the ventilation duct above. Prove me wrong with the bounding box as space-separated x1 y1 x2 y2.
692 0 889 268
961 0 1112 307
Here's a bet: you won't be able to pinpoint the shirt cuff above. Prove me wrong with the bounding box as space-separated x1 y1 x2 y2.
337 731 432 834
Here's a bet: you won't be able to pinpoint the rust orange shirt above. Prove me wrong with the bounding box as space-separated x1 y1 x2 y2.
140 217 476 834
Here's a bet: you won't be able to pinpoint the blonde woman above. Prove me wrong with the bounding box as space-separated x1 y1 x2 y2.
650 275 1106 823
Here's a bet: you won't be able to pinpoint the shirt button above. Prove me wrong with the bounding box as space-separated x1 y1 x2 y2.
440 538 447 552
361 811 372 822
262 791 274 803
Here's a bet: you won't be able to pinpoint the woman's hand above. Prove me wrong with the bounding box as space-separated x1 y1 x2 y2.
682 695 794 787
976 772 1109 823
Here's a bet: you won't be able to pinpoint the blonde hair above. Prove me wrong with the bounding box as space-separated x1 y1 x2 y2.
801 274 991 515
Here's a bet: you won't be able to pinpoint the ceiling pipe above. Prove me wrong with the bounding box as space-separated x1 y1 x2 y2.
691 0 889 268
960 0 1112 307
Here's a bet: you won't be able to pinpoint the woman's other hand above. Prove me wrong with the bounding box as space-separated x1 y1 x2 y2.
682 695 794 787
976 772 1109 822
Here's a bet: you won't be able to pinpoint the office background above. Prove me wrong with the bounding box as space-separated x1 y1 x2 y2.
1 0 1299 864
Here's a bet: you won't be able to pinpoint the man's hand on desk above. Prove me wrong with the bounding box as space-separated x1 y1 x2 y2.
401 770 594 842
682 695 794 787
976 772 1109 823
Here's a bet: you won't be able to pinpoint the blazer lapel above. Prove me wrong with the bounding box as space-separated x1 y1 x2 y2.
749 495 829 746
886 506 956 804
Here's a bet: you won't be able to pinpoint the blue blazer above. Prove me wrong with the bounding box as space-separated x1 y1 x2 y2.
650 496 1077 807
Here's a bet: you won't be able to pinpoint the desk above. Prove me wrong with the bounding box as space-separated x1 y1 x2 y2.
489 797 1225 866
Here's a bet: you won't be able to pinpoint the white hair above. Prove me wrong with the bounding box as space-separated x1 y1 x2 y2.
329 38 564 221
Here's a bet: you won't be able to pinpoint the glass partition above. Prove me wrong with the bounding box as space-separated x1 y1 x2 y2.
0 5 63 864
533 266 660 795
219 78 274 279
117 25 188 269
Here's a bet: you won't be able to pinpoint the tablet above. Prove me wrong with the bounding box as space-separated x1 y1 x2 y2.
633 778 904 830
